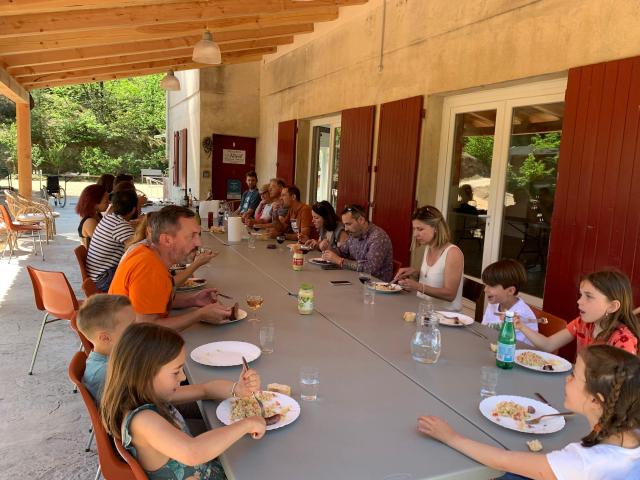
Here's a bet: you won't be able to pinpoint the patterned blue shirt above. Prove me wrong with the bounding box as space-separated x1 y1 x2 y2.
338 223 394 281
239 189 260 213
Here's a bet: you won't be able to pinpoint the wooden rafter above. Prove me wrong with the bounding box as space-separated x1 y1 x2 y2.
0 65 29 103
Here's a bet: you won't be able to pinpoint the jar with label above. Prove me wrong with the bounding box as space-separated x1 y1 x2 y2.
292 248 304 271
298 283 314 314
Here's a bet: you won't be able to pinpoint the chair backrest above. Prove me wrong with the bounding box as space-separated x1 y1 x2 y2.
68 352 140 480
74 245 101 296
27 266 79 320
0 204 16 230
462 277 485 323
529 304 575 362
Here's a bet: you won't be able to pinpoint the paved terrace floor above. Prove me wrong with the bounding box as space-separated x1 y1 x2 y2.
1 197 105 479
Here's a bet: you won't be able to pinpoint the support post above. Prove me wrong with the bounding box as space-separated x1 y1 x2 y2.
16 102 32 197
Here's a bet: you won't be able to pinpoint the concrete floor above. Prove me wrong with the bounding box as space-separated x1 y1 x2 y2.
0 197 100 479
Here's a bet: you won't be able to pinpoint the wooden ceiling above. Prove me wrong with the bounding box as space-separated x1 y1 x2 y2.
0 0 367 94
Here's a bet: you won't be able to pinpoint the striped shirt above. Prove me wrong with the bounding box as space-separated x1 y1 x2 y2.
86 214 134 281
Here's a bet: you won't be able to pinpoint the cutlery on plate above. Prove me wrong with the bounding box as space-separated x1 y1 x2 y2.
241 356 281 426
449 316 488 339
526 411 574 425
217 292 233 300
534 392 551 405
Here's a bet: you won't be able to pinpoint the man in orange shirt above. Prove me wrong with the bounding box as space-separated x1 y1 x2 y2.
271 185 315 242
110 206 231 330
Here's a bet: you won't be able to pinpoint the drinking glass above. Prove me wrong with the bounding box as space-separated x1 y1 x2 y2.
245 295 264 322
358 273 371 284
480 366 499 398
259 324 275 353
363 280 376 305
248 234 256 249
300 366 320 401
276 235 286 251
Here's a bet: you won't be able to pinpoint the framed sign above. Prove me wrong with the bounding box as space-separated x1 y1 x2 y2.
223 149 246 165
227 179 242 199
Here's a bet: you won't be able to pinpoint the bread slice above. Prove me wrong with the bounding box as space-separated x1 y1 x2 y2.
267 383 291 396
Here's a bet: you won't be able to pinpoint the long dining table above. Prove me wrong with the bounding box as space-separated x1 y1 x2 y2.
179 232 587 480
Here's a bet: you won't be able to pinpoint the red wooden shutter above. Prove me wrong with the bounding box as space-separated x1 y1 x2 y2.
336 105 375 212
372 95 424 266
276 119 297 184
180 128 187 189
544 56 640 320
173 131 179 186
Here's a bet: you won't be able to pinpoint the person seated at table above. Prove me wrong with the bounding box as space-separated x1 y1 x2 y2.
394 206 463 311
321 204 394 282
101 323 265 480
109 205 232 330
234 171 260 222
86 190 138 292
76 294 135 403
97 173 115 195
515 269 639 355
271 185 314 242
249 178 288 230
304 201 348 252
418 344 640 480
453 184 479 215
121 212 217 288
480 259 537 345
76 184 110 247
108 180 147 218
250 184 272 223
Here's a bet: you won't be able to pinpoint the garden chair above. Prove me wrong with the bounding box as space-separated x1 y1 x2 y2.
74 245 102 297
0 204 44 261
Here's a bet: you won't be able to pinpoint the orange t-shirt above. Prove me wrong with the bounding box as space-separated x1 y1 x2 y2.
285 202 316 238
566 316 638 354
109 245 174 316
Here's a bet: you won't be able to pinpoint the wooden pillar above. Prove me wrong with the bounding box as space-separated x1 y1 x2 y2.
16 102 32 197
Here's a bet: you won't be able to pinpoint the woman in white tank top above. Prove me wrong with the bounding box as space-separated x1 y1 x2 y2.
394 205 464 311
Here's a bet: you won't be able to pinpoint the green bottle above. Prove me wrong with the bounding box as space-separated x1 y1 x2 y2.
496 310 516 369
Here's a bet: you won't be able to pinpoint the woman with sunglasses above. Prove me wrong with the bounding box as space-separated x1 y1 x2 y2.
394 205 464 311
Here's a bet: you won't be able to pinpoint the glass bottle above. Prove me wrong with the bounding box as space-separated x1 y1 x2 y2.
298 283 314 314
496 310 516 369
292 248 304 271
411 313 441 364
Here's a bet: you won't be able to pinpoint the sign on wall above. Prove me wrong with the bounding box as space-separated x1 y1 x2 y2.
227 179 242 199
222 148 246 164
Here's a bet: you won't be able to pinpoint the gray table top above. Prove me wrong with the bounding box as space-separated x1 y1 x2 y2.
205 234 589 453
181 235 502 479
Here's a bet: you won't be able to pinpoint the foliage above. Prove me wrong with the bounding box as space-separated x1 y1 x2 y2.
0 75 166 176
506 132 561 193
464 136 494 168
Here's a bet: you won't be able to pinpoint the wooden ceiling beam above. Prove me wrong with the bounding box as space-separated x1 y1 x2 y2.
23 53 266 89
0 1 365 38
0 65 29 103
18 46 275 84
10 36 294 78
0 20 317 55
0 0 183 16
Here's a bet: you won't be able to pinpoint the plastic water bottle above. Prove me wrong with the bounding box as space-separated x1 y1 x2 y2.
496 310 516 369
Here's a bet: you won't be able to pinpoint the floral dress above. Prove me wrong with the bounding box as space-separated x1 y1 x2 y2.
122 404 226 480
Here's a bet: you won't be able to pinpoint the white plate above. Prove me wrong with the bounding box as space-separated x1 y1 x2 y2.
176 278 207 292
515 349 573 373
479 395 565 434
368 282 403 294
219 308 248 325
309 258 333 266
437 311 475 326
190 341 260 367
216 391 301 431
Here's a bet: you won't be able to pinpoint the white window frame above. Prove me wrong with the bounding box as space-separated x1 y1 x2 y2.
307 114 341 204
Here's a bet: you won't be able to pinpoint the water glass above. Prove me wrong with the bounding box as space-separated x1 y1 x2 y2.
248 234 256 249
363 281 376 305
480 366 499 398
300 366 320 401
259 324 275 353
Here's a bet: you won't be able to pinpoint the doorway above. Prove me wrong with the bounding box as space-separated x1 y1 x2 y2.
308 115 341 208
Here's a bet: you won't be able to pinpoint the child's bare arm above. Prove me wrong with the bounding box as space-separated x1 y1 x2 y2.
515 318 574 353
171 370 260 404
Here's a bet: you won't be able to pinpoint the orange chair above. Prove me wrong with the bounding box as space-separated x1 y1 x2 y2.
68 351 145 480
529 305 575 362
74 245 102 297
0 204 44 261
26 266 92 375
462 277 486 323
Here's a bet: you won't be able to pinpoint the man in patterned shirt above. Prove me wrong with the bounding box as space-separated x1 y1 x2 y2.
322 204 394 281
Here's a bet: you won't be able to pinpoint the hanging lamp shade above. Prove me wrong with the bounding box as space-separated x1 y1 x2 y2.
192 31 222 64
160 70 180 91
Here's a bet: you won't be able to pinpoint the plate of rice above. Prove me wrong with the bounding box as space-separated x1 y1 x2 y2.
515 349 572 373
479 395 565 434
216 391 301 431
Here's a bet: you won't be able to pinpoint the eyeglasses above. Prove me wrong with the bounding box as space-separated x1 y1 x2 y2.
343 205 366 216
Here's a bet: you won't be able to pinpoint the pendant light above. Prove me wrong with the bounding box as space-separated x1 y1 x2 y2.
192 30 222 64
160 70 180 91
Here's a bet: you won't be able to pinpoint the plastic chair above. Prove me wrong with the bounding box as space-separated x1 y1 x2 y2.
74 245 102 297
26 266 92 375
0 204 44 261
529 305 575 362
462 277 485 323
68 351 143 480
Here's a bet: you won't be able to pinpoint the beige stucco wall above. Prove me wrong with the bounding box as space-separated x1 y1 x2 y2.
256 0 640 195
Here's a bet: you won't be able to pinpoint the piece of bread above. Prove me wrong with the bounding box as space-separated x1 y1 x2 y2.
230 302 239 320
403 312 416 322
267 383 292 396
527 439 543 452
490 343 497 353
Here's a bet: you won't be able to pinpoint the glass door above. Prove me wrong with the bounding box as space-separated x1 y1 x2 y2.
309 115 341 208
437 78 567 301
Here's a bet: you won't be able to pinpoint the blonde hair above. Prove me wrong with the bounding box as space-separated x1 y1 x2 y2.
126 212 155 248
76 294 131 338
101 323 184 439
412 205 451 249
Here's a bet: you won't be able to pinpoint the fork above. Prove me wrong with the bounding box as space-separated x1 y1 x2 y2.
452 317 489 339
526 411 574 425
241 356 268 419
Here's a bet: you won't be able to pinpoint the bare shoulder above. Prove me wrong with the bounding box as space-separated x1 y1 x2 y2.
446 244 464 259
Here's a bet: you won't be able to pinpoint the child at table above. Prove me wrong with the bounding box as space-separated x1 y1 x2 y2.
515 269 639 355
418 344 640 479
101 323 265 480
76 294 135 403
481 259 538 346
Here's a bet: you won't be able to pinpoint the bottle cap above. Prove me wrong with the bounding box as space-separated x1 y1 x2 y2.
300 283 313 290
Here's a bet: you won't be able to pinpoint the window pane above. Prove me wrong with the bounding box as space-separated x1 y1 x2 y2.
500 102 563 297
330 127 341 209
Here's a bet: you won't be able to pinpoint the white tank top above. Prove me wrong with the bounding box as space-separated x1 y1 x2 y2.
418 244 463 311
